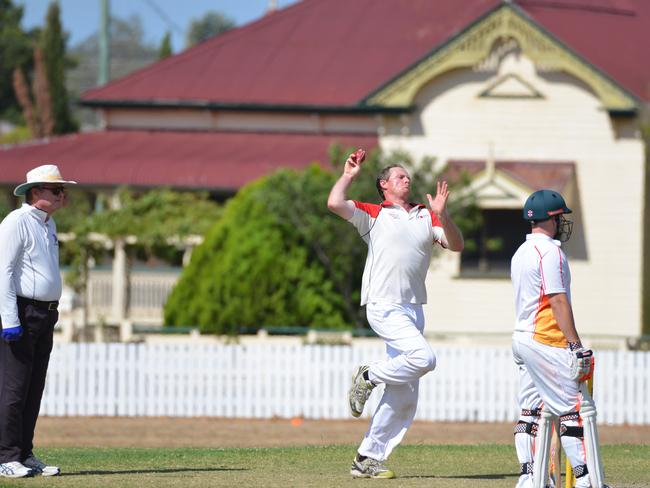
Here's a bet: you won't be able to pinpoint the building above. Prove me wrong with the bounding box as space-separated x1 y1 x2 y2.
1 0 648 343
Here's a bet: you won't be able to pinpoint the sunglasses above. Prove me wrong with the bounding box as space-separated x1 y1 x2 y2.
38 186 66 196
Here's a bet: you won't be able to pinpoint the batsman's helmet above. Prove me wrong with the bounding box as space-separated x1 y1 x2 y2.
523 189 572 222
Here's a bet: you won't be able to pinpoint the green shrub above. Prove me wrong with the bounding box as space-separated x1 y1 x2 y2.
164 165 357 334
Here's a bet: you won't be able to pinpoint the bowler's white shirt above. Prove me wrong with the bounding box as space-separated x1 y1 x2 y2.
511 233 571 348
0 204 62 326
348 201 445 306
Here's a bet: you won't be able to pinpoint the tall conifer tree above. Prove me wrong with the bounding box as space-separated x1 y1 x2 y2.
0 0 33 122
40 1 77 134
158 31 172 60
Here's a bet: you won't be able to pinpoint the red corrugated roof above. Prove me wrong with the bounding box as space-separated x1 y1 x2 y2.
81 0 650 106
0 131 378 190
81 0 501 106
519 0 650 102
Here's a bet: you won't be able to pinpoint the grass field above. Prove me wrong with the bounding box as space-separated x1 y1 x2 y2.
0 444 647 488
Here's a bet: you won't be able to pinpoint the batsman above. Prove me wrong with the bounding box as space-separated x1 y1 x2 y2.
327 149 464 479
510 189 609 488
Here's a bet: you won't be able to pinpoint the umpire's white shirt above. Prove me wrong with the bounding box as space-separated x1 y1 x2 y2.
0 204 62 327
348 201 445 305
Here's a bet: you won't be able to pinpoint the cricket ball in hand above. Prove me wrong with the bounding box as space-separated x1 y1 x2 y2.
354 149 366 163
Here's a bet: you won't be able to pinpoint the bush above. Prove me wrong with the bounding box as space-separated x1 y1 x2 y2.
164 165 357 334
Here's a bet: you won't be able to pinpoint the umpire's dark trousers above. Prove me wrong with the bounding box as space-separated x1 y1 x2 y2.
0 297 57 463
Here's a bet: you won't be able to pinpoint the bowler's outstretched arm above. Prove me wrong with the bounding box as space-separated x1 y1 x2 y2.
328 151 364 220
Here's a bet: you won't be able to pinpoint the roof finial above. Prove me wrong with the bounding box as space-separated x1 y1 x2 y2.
267 0 278 14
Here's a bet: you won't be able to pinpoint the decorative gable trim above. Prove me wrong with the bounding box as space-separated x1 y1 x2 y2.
445 160 575 209
479 73 543 99
363 4 637 113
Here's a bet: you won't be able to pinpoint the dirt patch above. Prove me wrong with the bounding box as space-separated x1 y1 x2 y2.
34 417 650 448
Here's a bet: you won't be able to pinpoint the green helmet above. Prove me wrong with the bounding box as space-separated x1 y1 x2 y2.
523 189 572 222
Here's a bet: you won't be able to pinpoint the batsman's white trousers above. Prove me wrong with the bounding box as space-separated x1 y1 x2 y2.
358 302 436 461
512 334 581 415
512 334 588 477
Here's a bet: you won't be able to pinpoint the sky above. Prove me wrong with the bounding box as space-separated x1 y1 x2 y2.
19 0 300 53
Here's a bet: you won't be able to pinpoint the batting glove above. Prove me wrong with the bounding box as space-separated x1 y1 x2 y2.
1 325 23 342
570 348 594 382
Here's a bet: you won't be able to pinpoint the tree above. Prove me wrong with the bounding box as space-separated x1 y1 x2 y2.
56 187 222 330
89 187 222 259
12 66 37 135
39 1 77 134
0 0 36 122
12 46 54 138
158 31 172 60
186 11 235 47
67 15 158 127
68 14 158 86
164 166 351 334
164 147 480 335
55 190 108 331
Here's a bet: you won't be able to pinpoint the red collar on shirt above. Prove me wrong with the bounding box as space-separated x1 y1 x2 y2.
381 201 426 210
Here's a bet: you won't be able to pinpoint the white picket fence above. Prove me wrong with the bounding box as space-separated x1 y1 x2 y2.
41 343 650 425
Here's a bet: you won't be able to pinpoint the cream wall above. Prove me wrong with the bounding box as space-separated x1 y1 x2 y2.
104 107 379 135
380 53 645 340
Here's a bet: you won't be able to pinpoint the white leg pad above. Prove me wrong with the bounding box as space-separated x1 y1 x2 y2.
581 384 605 488
532 408 554 488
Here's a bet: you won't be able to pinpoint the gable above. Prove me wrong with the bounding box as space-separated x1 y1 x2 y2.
445 160 576 209
364 4 638 113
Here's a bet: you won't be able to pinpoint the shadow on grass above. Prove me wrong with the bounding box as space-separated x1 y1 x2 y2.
62 467 246 476
401 473 518 480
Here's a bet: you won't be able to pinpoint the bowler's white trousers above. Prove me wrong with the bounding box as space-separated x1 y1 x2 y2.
358 302 436 461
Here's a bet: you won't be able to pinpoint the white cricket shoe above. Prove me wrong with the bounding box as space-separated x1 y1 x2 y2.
348 365 374 418
350 456 395 479
23 455 60 476
0 461 33 478
575 475 609 488
574 475 611 488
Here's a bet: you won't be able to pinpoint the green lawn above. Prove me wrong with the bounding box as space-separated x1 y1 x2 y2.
0 444 647 488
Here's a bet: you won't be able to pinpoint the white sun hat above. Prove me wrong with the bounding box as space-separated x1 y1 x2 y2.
14 164 77 196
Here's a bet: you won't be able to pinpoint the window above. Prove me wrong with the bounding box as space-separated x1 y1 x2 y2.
460 208 529 277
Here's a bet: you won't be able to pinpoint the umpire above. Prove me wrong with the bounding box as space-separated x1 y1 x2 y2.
0 164 76 478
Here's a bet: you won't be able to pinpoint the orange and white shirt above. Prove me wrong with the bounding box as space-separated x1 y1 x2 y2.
511 233 571 348
348 201 446 306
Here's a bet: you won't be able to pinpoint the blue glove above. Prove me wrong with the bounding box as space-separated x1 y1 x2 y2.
1 325 23 342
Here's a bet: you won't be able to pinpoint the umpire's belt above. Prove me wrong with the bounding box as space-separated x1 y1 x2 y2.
17 296 59 311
